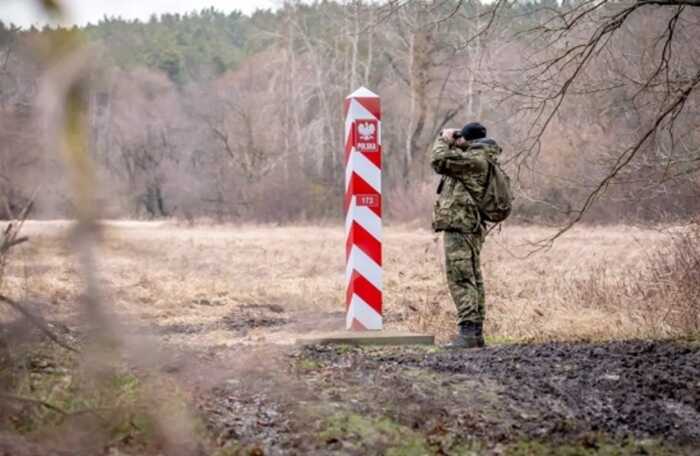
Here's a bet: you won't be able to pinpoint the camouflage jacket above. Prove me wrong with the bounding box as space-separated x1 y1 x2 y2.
431 137 502 234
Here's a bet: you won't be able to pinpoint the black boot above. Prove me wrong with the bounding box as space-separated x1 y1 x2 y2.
446 322 485 349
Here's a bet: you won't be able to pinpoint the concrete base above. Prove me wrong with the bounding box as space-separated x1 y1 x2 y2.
296 331 434 346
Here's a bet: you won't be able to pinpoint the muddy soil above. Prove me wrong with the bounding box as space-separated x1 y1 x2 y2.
5 303 699 454
199 340 700 455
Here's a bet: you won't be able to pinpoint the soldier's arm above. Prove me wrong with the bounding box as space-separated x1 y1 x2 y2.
431 137 484 177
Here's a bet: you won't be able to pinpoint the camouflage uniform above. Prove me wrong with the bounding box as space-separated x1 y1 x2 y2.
431 136 501 325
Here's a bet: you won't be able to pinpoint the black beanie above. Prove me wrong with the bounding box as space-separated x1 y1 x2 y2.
460 122 487 141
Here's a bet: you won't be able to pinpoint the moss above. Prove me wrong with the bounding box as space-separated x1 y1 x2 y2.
320 412 437 454
506 438 692 456
332 344 357 355
681 335 700 348
4 344 204 453
297 358 322 370
318 411 489 455
13 363 159 446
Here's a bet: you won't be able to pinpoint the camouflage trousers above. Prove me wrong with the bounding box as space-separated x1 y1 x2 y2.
443 230 485 325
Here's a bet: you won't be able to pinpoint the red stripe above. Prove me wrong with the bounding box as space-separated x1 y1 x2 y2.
345 229 352 260
346 124 381 167
346 273 353 307
345 220 382 264
345 270 359 307
344 186 351 214
369 199 381 218
344 173 381 215
348 221 381 265
354 97 381 120
344 129 354 164
361 147 381 169
346 270 382 313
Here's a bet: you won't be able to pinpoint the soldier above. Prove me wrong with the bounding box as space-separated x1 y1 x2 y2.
431 122 502 348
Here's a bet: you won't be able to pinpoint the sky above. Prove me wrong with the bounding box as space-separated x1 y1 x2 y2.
0 0 280 28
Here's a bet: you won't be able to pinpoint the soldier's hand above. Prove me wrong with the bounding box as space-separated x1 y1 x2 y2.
441 128 459 145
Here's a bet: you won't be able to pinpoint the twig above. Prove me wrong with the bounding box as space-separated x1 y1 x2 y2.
0 236 28 256
0 394 113 424
0 294 78 353
0 393 69 416
537 67 700 249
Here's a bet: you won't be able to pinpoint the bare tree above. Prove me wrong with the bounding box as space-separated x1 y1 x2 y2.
486 0 700 240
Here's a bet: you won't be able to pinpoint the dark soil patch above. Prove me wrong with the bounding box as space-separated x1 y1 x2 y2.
304 340 700 444
158 322 209 335
192 298 227 307
199 339 700 455
222 307 288 333
157 305 290 336
239 304 286 314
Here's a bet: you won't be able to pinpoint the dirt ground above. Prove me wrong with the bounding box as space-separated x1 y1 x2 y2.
1 222 699 455
196 340 700 455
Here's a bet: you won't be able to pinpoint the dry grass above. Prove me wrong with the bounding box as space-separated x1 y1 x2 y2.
0 221 695 346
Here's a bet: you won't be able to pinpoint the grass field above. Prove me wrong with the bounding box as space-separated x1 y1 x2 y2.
1 221 680 345
2 221 699 455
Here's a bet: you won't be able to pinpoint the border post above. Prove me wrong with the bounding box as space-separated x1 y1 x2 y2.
344 87 382 331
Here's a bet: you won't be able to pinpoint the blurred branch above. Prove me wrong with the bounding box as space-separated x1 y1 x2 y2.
0 235 28 256
0 393 112 423
0 195 35 281
0 294 78 352
0 393 70 415
0 194 72 353
39 25 117 349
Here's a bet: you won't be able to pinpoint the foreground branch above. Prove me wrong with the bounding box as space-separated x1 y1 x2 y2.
0 236 28 256
0 393 69 416
0 294 78 353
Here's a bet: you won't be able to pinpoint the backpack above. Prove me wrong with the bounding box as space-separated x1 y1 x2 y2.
478 158 513 223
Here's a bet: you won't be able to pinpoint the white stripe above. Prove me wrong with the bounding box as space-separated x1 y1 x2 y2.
346 293 383 330
345 245 382 291
346 87 379 99
355 206 382 240
346 150 381 192
345 98 378 144
346 205 382 241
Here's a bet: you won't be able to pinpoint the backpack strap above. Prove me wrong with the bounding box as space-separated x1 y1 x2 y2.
436 176 446 194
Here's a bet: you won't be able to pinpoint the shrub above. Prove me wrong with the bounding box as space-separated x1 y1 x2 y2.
640 221 700 336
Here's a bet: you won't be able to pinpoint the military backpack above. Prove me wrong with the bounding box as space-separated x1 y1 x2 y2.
478 158 513 223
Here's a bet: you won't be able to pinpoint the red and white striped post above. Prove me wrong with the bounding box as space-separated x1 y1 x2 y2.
344 87 382 331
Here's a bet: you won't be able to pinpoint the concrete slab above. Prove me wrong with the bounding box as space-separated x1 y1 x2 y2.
296 331 434 346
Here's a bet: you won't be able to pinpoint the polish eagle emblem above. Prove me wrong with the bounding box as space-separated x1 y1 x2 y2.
358 121 376 141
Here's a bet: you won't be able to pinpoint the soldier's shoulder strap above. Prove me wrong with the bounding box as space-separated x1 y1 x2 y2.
437 176 446 194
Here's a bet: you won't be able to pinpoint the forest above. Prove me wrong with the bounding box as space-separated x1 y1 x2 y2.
1 0 697 224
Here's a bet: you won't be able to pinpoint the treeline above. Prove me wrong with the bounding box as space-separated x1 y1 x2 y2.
1 1 698 223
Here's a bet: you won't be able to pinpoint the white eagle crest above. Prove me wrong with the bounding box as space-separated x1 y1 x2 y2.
358 121 376 141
